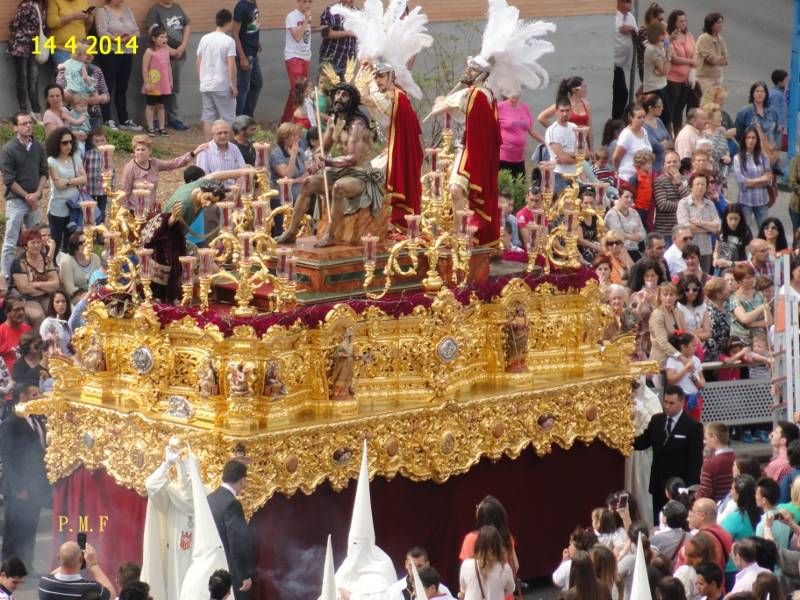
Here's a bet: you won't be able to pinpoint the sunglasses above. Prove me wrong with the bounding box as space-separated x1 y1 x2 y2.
684 287 700 293
681 236 694 241
607 240 623 246
61 139 74 145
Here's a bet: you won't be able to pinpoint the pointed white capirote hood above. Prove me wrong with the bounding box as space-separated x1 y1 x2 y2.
411 562 428 600
630 533 652 600
349 439 375 545
178 452 229 600
320 535 337 600
335 440 397 597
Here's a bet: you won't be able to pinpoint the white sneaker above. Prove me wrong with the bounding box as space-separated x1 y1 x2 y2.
120 119 143 131
106 120 119 130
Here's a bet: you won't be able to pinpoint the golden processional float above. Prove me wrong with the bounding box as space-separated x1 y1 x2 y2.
20 124 652 517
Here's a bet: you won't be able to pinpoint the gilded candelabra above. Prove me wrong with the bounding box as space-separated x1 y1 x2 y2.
534 126 593 272
180 175 298 313
77 144 156 302
362 141 471 299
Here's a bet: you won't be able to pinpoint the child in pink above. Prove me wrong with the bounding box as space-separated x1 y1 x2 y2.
141 25 173 136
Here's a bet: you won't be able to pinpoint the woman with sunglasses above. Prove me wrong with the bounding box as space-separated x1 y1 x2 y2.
45 127 86 256
601 231 633 285
604 187 646 261
676 273 710 347
757 217 788 258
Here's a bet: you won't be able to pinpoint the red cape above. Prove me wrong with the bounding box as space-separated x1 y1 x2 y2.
456 87 501 246
385 88 423 229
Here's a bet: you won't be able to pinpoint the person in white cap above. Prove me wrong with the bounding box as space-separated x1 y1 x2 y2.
335 441 396 600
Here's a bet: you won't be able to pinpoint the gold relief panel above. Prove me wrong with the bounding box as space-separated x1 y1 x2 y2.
22 277 653 515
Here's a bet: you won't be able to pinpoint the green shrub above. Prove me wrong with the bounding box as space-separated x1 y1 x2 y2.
103 127 134 153
498 169 528 212
253 127 276 143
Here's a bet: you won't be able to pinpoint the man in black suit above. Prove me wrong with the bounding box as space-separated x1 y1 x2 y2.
634 384 704 522
207 460 253 600
0 383 51 567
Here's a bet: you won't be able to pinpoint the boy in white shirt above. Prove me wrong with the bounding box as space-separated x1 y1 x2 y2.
282 0 315 122
196 9 238 139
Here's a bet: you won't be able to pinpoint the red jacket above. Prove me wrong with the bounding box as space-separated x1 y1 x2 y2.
632 168 654 211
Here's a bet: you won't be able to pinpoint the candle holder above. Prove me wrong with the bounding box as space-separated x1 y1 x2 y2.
136 248 154 304
179 256 197 306
439 114 454 161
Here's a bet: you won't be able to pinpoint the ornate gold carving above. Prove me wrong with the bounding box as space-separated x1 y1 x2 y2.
24 275 653 518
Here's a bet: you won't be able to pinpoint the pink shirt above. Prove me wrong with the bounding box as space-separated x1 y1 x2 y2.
765 453 791 484
498 100 532 163
667 32 696 83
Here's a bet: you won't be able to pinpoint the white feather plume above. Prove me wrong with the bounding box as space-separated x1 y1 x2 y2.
476 0 556 96
331 0 432 99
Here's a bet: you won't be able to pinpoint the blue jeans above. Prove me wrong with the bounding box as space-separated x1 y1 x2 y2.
503 214 521 248
236 54 262 117
740 203 770 231
52 48 72 67
790 209 800 233
2 197 41 277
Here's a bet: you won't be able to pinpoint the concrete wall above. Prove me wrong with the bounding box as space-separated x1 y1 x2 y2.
0 12 614 144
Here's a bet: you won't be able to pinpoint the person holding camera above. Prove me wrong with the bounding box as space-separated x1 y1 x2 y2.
38 540 116 600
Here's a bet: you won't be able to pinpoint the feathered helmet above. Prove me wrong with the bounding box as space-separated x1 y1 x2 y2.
468 0 556 97
330 0 433 99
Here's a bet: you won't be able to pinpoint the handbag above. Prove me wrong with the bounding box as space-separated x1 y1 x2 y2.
65 156 89 211
33 3 49 65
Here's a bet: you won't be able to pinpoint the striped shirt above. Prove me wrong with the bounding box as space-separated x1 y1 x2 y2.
733 152 770 207
653 174 687 236
38 573 110 600
195 141 245 184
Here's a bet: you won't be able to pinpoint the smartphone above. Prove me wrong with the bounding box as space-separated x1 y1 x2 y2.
83 6 95 13
77 532 87 569
618 494 629 509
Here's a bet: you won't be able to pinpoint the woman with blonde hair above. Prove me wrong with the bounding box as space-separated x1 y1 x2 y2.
700 85 737 141
459 525 515 600
603 284 639 342
602 230 634 285
648 282 687 367
701 102 731 177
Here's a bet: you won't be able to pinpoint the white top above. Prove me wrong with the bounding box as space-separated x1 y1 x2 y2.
615 10 637 68
778 283 800 300
729 562 771 594
196 31 237 92
643 43 667 92
665 355 702 394
459 559 514 600
552 559 570 590
673 565 699 600
616 127 652 182
545 121 577 175
387 578 454 600
664 243 687 275
284 9 312 60
677 302 707 331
